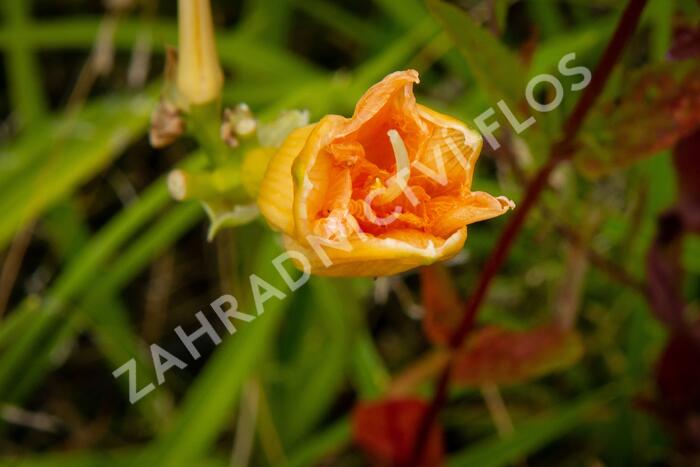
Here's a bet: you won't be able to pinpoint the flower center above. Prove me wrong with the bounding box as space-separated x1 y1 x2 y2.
374 129 412 205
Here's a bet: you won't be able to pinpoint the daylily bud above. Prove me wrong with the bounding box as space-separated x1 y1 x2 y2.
257 70 514 277
176 0 223 106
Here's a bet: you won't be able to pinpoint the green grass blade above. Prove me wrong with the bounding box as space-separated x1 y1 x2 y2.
0 18 322 81
350 331 390 398
526 1 565 38
1 0 47 124
644 0 674 61
0 297 40 350
0 163 183 396
285 418 351 467
275 278 361 448
528 18 615 79
294 0 387 47
348 17 440 100
447 385 621 467
428 0 552 157
141 231 289 466
0 91 156 250
0 201 204 430
428 0 527 115
4 450 228 467
373 0 425 28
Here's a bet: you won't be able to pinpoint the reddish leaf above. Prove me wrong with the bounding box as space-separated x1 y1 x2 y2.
642 133 700 456
575 59 700 177
352 398 444 466
420 264 462 345
673 129 700 233
669 23 700 60
646 211 686 328
647 329 700 455
645 130 698 328
452 325 583 386
656 331 700 410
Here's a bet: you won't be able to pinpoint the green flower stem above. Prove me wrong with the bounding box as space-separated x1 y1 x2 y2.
188 101 231 167
168 165 248 202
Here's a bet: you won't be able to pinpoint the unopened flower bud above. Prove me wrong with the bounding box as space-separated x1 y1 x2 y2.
176 0 223 106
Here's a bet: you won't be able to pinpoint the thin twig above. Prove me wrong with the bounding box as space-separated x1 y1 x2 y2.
556 223 646 296
481 384 528 467
480 384 514 437
410 1 649 463
141 251 175 342
255 382 288 466
391 277 424 320
66 15 117 110
388 350 449 397
230 379 260 467
1 403 62 433
554 230 591 330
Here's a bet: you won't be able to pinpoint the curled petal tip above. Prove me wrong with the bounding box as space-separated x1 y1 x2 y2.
498 196 516 210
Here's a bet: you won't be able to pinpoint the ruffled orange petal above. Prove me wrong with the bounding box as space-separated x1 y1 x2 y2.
428 192 514 238
414 105 482 193
282 228 467 277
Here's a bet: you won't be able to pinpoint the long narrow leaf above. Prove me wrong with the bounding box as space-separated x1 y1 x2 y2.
448 386 621 467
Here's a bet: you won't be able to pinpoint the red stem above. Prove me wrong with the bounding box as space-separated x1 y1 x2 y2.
411 0 649 463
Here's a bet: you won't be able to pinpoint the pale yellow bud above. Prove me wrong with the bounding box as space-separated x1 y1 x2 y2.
177 0 224 105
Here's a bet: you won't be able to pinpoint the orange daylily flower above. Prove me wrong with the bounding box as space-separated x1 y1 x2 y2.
258 70 514 276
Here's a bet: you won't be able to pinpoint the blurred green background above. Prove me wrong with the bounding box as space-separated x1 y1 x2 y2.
1 0 699 465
